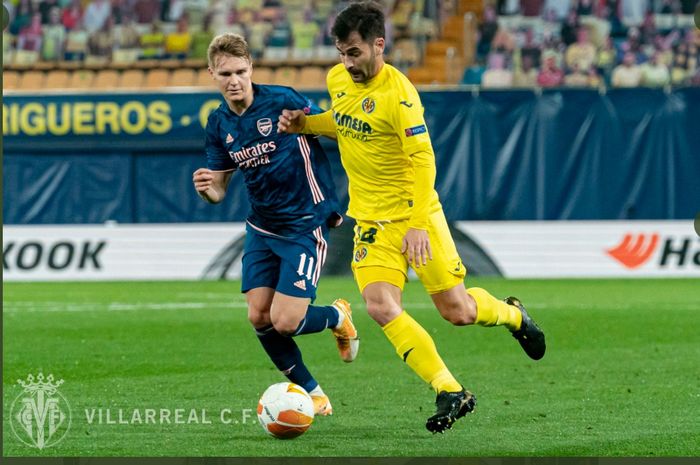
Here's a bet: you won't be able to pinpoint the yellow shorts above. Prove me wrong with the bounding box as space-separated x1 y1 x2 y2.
351 209 467 294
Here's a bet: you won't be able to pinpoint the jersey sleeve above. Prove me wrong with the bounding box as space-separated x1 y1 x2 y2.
285 88 324 116
204 112 236 172
392 77 434 155
303 110 336 137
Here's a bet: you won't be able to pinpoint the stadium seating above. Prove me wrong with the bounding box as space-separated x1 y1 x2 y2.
93 70 120 89
170 69 196 87
195 69 215 88
119 69 146 89
458 0 484 18
252 67 274 85
273 67 299 87
68 69 96 89
18 71 45 90
144 69 171 88
407 67 438 85
391 39 421 67
4 71 20 90
44 70 71 89
297 66 325 89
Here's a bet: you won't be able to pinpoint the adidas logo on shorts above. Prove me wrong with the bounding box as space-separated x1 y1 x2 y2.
293 280 307 291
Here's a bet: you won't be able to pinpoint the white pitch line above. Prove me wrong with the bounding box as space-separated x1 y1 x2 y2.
4 300 425 313
175 292 244 301
4 300 698 314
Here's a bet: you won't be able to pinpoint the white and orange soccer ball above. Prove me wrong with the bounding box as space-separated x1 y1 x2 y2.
257 382 315 439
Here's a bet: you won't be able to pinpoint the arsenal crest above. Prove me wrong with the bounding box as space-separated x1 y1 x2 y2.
257 118 273 136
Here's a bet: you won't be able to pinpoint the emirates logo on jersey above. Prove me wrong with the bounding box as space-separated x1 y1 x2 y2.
257 118 273 137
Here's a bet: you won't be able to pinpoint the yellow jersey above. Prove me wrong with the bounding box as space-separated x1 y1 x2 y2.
324 63 442 225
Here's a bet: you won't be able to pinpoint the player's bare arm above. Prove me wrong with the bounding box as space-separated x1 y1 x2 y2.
193 168 233 204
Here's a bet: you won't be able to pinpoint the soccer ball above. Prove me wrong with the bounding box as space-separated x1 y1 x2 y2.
257 382 315 439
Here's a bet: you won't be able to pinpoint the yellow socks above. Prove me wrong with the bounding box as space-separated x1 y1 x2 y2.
382 311 462 393
468 287 522 331
379 290 521 393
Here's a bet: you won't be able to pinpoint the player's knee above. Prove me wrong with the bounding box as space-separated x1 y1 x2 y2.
441 309 473 326
438 299 476 326
248 306 271 328
270 314 302 336
365 299 402 326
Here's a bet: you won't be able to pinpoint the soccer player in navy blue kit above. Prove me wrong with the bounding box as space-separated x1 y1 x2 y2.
192 33 359 416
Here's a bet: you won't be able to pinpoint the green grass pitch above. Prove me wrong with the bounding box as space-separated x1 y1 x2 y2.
3 277 699 456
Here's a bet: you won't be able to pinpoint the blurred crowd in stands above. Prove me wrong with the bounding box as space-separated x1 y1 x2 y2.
2 0 700 87
3 0 445 65
470 0 700 87
3 0 346 64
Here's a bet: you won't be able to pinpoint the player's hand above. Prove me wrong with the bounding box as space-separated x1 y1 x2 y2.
192 168 214 193
401 228 433 268
277 109 306 134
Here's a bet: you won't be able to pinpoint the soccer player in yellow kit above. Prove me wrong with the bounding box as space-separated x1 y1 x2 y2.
278 1 545 433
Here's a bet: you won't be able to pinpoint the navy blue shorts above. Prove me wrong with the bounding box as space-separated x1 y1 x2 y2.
241 222 330 300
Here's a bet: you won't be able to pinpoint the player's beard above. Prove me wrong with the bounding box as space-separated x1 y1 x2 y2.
352 48 377 83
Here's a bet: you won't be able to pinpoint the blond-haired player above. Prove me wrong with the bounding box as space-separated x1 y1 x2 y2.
194 33 359 416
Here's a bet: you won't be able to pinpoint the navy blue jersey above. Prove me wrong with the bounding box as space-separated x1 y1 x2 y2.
205 84 340 237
